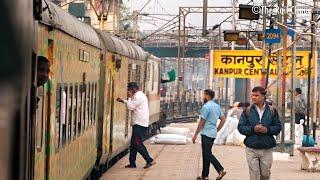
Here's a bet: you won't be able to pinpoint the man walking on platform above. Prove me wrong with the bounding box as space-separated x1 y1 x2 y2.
294 88 306 125
192 89 227 180
117 82 155 169
238 86 282 180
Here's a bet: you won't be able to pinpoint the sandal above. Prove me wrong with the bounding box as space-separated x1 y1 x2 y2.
196 176 209 180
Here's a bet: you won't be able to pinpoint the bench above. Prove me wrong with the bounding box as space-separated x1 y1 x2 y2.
297 147 320 172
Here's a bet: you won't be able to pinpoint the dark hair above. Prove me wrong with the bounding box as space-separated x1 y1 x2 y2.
204 89 215 99
295 88 302 94
128 82 139 91
244 102 250 108
38 56 49 63
252 86 267 96
238 102 244 107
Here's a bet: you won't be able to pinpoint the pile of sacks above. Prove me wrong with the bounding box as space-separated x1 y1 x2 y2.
150 127 191 145
214 117 246 146
283 120 304 146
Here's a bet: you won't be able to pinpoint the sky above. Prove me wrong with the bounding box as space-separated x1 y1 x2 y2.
122 0 314 32
122 0 263 31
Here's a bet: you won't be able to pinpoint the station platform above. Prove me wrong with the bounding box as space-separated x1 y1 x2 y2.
101 123 319 180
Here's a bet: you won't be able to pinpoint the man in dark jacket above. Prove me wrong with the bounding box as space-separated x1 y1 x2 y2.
238 86 282 180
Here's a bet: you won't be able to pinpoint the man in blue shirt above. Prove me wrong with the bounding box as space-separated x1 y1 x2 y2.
192 89 227 180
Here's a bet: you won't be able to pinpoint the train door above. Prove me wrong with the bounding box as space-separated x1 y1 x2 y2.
34 39 54 179
34 84 47 179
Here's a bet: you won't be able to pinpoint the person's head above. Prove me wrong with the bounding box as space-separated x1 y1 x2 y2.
37 56 50 87
127 82 139 96
294 88 302 96
203 89 215 103
251 86 267 105
238 102 244 108
244 102 250 108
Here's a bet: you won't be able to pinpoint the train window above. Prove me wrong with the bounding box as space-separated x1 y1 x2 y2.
87 82 91 127
79 84 85 134
67 84 73 142
61 85 68 147
136 65 141 85
128 64 132 82
90 83 94 125
73 84 78 139
55 84 62 150
146 63 150 81
154 63 159 94
93 83 97 124
81 83 86 132
36 86 45 151
85 82 89 129
143 65 147 93
79 49 90 62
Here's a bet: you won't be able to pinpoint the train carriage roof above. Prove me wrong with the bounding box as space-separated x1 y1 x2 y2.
100 31 149 61
41 1 101 48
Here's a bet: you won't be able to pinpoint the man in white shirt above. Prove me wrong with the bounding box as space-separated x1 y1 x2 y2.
117 82 155 169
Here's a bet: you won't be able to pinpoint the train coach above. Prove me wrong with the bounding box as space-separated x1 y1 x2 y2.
31 1 163 179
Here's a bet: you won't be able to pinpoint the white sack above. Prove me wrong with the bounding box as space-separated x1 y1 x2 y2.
150 134 187 145
214 117 239 145
160 127 190 137
232 129 246 146
225 132 235 145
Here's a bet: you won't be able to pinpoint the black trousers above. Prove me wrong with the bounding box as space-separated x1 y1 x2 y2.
129 125 153 166
201 135 224 177
295 113 305 124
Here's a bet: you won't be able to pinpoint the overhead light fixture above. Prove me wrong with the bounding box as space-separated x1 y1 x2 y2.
236 35 247 45
223 30 239 41
239 4 260 20
258 31 264 41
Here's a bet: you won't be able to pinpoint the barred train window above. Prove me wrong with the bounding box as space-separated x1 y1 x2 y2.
56 81 98 146
78 84 83 135
87 82 91 126
86 83 90 129
67 84 73 142
93 83 97 124
55 84 62 149
81 83 86 132
90 83 94 125
73 84 78 138
62 86 67 147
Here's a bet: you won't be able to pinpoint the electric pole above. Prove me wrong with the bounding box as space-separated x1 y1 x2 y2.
280 0 288 152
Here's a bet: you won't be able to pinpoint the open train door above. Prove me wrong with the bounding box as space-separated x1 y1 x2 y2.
33 38 54 180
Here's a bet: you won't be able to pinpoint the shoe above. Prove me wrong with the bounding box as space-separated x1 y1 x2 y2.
196 176 209 180
216 170 226 180
143 161 156 169
124 164 136 168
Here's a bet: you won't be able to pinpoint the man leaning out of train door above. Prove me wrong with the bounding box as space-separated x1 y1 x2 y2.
31 56 50 115
116 82 155 169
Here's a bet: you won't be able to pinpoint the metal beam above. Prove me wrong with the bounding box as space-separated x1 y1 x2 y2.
180 6 236 14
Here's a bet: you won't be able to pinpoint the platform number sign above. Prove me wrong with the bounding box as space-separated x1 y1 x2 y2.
264 29 281 44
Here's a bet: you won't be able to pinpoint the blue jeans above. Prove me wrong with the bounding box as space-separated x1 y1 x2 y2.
129 125 153 165
201 135 224 177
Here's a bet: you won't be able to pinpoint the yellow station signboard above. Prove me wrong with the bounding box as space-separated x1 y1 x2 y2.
212 50 314 79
